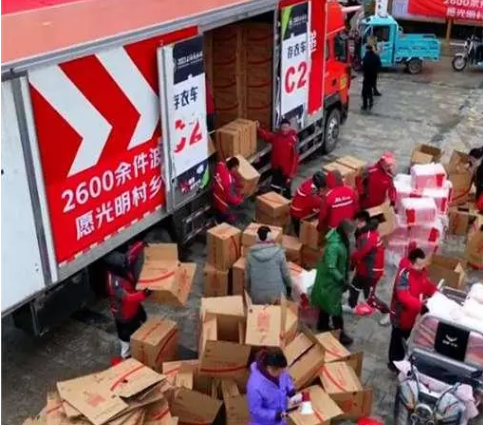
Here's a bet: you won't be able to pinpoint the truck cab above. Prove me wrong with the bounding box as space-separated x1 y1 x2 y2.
359 14 441 74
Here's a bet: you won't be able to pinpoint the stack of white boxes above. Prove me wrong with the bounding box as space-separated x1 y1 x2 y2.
387 163 452 265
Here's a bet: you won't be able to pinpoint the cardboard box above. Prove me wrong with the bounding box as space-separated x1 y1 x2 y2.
232 257 246 296
427 255 466 290
300 218 322 249
203 264 229 297
242 222 283 249
448 203 478 235
207 223 242 271
284 331 326 390
201 295 245 319
234 118 257 157
301 245 324 270
220 380 249 425
411 144 443 166
145 399 173 425
446 151 473 206
466 216 483 269
170 388 222 425
216 124 242 159
131 316 178 371
323 162 356 188
319 362 373 420
144 243 179 262
235 155 260 196
199 313 250 378
288 385 342 425
282 235 302 264
256 209 290 228
366 202 395 238
336 156 367 175
256 192 291 218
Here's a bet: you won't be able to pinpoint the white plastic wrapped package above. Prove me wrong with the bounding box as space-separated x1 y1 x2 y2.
467 283 483 304
462 298 483 322
400 197 438 225
387 238 439 266
411 163 447 190
421 180 453 214
393 215 444 243
291 268 316 303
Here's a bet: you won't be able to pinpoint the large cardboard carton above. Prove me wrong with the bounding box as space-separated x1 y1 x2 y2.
201 295 245 319
300 218 321 249
256 192 291 218
411 144 443 166
301 246 324 270
170 388 222 425
319 362 373 420
207 223 242 271
220 380 249 425
284 331 325 390
199 313 250 378
144 243 178 262
232 257 246 296
256 209 291 228
323 162 356 188
446 151 473 206
288 385 342 425
242 222 283 249
283 235 302 264
234 118 257 157
366 202 395 238
466 216 483 269
203 264 229 297
131 316 178 371
428 255 466 290
336 156 367 178
235 155 260 196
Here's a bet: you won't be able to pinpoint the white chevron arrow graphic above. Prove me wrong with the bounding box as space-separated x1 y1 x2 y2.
29 65 112 177
97 47 159 150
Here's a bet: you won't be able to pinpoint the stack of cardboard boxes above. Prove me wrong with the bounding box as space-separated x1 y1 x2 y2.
410 144 443 167
215 118 257 160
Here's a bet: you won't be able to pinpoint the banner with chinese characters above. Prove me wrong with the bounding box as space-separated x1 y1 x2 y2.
408 0 483 21
163 36 209 177
280 2 310 127
308 0 325 116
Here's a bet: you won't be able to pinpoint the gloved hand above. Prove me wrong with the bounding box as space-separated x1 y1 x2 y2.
143 289 152 297
420 304 429 315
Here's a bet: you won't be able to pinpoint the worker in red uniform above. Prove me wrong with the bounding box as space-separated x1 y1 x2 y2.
357 151 396 210
317 170 358 233
346 210 390 317
213 157 243 224
388 247 436 372
257 118 299 199
105 241 151 359
290 171 327 236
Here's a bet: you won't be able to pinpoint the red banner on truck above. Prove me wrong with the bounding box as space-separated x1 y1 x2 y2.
308 0 326 116
408 0 483 21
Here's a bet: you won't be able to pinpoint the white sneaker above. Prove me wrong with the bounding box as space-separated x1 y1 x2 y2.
342 304 355 314
379 313 391 326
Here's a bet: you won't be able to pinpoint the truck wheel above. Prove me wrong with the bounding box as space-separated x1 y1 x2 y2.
452 56 467 72
407 58 423 74
322 109 341 154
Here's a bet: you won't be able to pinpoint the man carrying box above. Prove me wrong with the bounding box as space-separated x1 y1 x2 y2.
213 157 243 224
290 171 327 236
257 119 299 199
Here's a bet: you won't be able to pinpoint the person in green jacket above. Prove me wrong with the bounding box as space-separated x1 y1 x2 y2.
310 220 353 346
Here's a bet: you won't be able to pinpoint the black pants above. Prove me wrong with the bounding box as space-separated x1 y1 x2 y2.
271 169 292 199
362 82 373 109
317 309 344 332
388 326 412 364
215 211 235 225
292 217 301 237
373 74 380 95
115 306 147 342
348 274 390 314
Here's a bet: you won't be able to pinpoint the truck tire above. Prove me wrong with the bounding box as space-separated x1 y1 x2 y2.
322 108 341 154
407 58 423 75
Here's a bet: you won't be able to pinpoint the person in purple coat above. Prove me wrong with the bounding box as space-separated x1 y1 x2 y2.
246 348 300 425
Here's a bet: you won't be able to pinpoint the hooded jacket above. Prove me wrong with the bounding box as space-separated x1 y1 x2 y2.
246 242 292 304
356 160 396 210
246 362 295 425
351 219 385 279
290 177 324 219
258 128 299 178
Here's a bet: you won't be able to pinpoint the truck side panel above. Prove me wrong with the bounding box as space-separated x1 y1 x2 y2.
1 80 46 313
395 35 441 62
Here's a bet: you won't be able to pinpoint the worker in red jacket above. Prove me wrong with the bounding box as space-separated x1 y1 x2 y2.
213 157 243 224
346 210 390 316
357 151 396 210
290 171 327 236
257 118 299 199
388 247 436 372
105 241 151 359
317 170 358 232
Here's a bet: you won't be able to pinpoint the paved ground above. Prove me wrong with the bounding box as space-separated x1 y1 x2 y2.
2 58 483 425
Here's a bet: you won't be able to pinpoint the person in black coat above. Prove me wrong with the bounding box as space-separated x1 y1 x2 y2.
469 147 483 199
361 44 382 111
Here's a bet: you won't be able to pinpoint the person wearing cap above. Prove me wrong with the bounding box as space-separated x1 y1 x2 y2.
310 220 354 346
290 172 327 236
357 152 396 210
213 156 243 224
257 119 299 199
246 226 293 305
317 170 358 233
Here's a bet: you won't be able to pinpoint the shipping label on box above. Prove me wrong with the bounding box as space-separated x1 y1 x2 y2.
282 235 302 264
232 257 246 296
242 222 283 248
207 223 242 271
300 218 321 249
131 316 178 371
256 192 291 218
203 264 229 297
